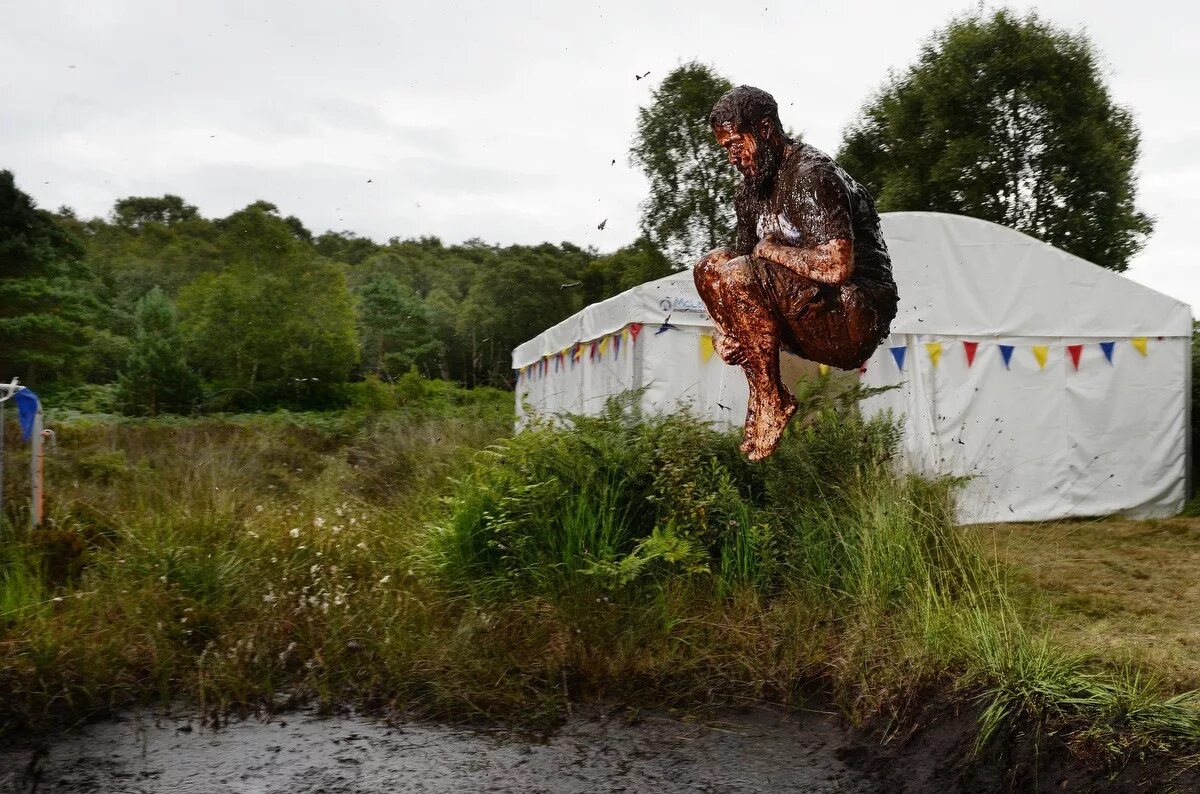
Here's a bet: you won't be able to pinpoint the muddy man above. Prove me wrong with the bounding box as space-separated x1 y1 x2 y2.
693 86 899 461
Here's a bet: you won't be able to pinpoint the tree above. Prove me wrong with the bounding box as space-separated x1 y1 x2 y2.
630 62 736 264
116 287 201 415
177 206 359 407
112 194 199 228
357 274 441 378
838 10 1153 271
580 237 675 305
0 170 105 386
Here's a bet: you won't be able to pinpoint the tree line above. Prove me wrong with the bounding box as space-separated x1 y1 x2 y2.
1 9 1154 415
1 179 674 411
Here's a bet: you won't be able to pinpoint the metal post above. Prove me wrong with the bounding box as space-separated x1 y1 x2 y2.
30 408 44 528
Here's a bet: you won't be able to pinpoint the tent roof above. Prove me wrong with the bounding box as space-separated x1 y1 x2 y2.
881 212 1191 338
512 269 704 367
513 212 1192 368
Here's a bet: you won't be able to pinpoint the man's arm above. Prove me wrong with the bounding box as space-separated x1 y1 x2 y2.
753 235 854 285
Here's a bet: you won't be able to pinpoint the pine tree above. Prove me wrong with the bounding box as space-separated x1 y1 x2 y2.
0 170 102 385
116 287 201 416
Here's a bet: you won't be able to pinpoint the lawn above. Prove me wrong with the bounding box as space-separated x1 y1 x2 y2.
978 516 1200 689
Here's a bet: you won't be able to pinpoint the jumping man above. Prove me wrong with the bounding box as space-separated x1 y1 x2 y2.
693 86 899 460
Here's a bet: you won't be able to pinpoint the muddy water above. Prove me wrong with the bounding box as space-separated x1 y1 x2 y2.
0 706 891 793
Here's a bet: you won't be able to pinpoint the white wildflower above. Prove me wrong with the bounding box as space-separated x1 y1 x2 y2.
379 574 391 584
289 528 301 538
313 517 326 528
255 505 264 512
356 542 368 550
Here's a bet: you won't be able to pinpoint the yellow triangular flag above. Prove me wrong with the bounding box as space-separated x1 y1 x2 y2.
818 363 830 377
1131 337 1148 356
622 327 631 344
598 336 609 356
699 333 715 363
925 341 943 368
1032 345 1049 369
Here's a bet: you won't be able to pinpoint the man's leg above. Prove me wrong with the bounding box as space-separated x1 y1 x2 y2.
693 252 797 460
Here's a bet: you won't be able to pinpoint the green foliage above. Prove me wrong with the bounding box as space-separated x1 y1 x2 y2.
423 383 899 596
0 170 113 387
111 195 199 229
838 10 1153 271
357 275 441 378
116 287 201 416
630 62 736 263
177 206 360 408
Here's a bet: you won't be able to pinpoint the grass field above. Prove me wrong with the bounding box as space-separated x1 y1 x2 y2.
979 516 1200 689
2 380 1198 776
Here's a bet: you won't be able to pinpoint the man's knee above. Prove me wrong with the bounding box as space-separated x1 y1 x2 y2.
694 251 755 290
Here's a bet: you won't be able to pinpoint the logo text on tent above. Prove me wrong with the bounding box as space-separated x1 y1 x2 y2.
659 296 709 314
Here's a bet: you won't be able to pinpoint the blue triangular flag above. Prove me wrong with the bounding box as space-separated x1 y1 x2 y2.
999 345 1015 369
889 345 907 371
14 388 40 442
1100 341 1115 364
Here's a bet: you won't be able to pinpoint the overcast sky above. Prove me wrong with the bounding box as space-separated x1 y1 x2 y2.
3 1 1197 309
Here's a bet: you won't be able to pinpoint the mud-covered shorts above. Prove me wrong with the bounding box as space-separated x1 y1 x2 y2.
752 257 898 370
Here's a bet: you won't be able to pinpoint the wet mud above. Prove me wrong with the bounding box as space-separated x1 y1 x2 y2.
0 706 880 793
0 703 1193 793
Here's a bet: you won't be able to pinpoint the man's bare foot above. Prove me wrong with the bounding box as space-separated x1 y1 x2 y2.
714 332 748 365
745 394 798 461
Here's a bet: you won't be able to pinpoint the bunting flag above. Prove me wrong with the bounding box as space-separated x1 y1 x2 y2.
818 363 830 377
999 345 1015 369
963 341 978 367
1131 337 1148 356
629 322 643 343
890 345 907 371
699 333 716 363
598 336 609 358
1032 345 1049 370
1067 344 1083 370
925 341 943 368
1100 341 1115 364
612 332 621 358
572 342 583 365
589 340 599 360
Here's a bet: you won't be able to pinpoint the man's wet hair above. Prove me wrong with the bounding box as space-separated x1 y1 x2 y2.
709 86 785 138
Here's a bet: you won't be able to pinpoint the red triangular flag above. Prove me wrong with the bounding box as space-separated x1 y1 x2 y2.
1067 344 1083 370
628 323 643 343
963 341 978 367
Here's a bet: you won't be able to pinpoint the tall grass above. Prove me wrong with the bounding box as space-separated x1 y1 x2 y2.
0 379 1197 771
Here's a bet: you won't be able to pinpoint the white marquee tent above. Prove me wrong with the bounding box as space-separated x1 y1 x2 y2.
513 212 1193 524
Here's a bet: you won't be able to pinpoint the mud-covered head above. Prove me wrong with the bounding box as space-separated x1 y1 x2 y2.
709 86 788 194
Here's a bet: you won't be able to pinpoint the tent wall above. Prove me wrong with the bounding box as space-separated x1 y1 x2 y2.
861 334 1189 524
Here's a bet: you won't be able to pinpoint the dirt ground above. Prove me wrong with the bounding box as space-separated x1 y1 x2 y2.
974 515 1200 687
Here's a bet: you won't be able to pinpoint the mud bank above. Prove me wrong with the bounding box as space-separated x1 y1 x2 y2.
0 704 1191 793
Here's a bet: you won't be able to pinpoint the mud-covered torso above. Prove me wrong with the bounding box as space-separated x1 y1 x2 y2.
734 143 896 295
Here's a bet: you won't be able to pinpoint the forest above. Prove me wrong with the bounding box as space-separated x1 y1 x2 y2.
0 174 675 412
